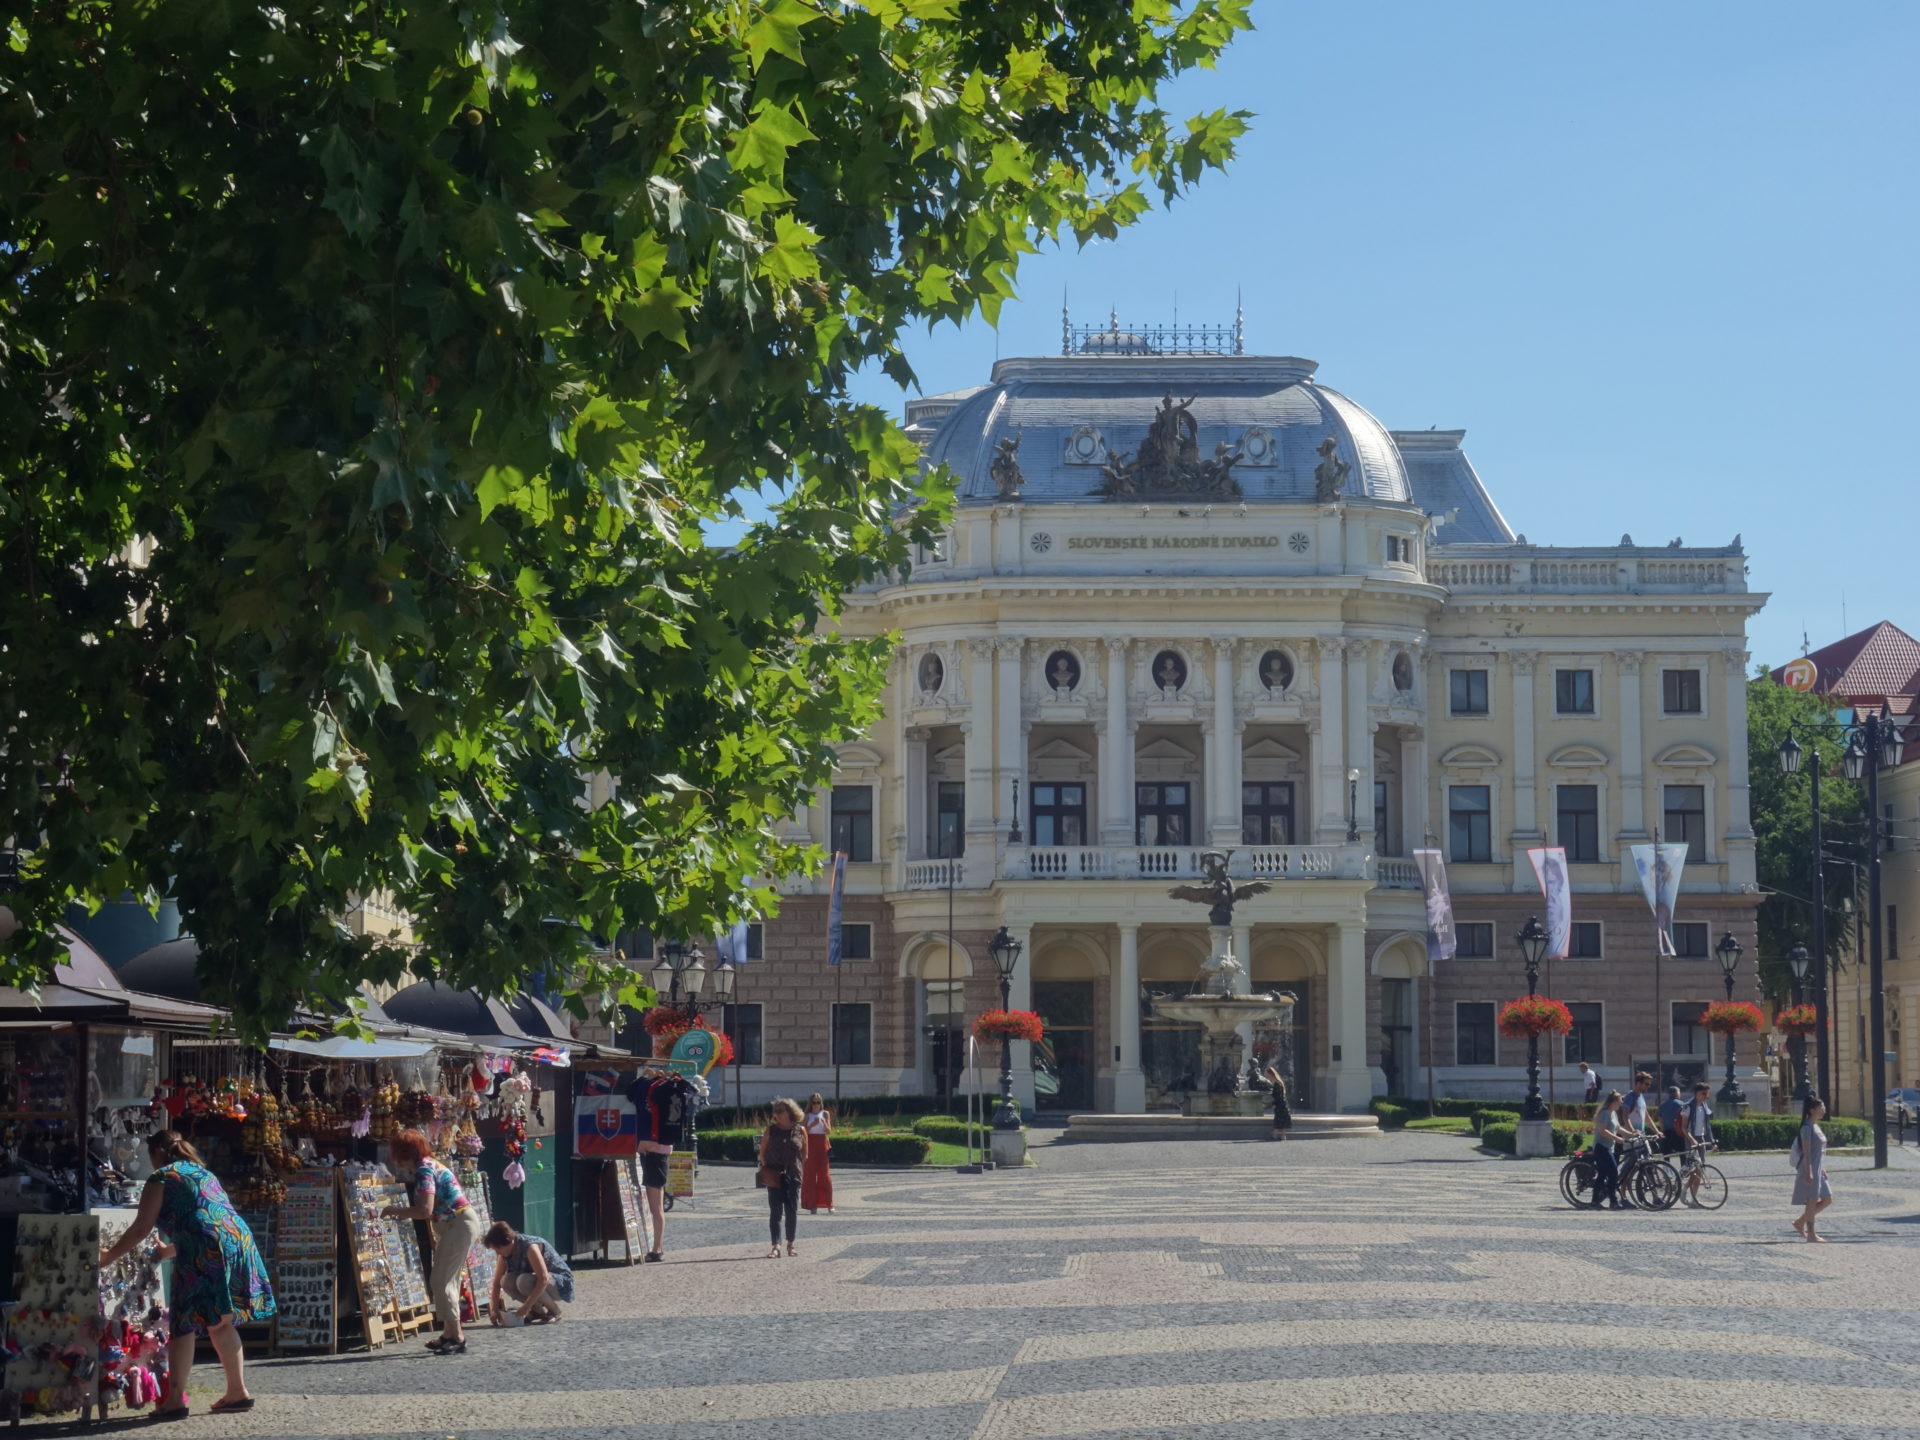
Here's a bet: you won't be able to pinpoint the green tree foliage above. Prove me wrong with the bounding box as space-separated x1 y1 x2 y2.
1747 676 1861 998
0 1 1252 1038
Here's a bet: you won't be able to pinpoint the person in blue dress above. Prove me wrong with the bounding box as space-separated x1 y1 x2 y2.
99 1129 275 1421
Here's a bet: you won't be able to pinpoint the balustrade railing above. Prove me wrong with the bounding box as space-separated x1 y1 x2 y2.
1012 846 1116 880
1004 844 1355 881
902 857 966 890
1244 846 1340 879
1429 553 1744 594
1373 858 1420 889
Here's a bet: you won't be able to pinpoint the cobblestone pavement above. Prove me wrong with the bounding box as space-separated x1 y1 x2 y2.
32 1131 1920 1438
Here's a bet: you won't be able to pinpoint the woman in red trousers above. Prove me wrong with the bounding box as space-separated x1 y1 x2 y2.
801 1093 834 1214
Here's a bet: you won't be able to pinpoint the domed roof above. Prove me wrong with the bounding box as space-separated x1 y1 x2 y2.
920 355 1412 506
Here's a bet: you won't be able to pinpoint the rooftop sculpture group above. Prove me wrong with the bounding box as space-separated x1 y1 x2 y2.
1096 392 1243 500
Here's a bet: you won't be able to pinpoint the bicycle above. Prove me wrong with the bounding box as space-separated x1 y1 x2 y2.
1619 1134 1680 1210
1674 1139 1728 1210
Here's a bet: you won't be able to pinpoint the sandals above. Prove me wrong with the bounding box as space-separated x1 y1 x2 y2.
210 1398 255 1414
425 1337 467 1355
149 1406 191 1423
786 1244 799 1257
767 1245 782 1258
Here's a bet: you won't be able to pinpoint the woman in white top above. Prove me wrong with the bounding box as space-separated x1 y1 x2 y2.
801 1093 834 1214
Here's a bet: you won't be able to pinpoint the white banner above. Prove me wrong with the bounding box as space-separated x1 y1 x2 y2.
1412 849 1455 964
1526 846 1571 961
1630 842 1689 957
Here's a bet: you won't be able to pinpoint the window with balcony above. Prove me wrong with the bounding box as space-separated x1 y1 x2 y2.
1135 783 1192 846
1449 785 1492 863
1455 1003 1496 1065
1555 668 1595 715
1240 782 1295 846
1662 668 1702 714
1449 669 1489 715
1556 784 1600 864
1663 784 1706 863
1031 783 1087 847
934 781 965 858
1374 780 1398 855
1563 1003 1603 1064
830 784 874 861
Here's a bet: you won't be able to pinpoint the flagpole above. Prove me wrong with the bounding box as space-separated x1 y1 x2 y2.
1653 825 1663 1093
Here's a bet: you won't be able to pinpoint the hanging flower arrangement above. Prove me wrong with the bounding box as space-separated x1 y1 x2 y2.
972 1009 1046 1044
1701 1000 1765 1035
1776 1003 1819 1036
1495 996 1574 1040
642 1005 696 1037
646 1013 735 1067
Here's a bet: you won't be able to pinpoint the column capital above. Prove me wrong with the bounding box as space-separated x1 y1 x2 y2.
1721 646 1749 668
1613 651 1643 674
1316 636 1349 659
905 725 932 742
994 636 1026 660
966 636 995 661
1209 635 1238 657
1115 920 1140 938
1510 651 1538 675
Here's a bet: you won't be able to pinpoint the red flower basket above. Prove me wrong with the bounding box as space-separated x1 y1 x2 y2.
1775 1003 1819 1036
642 1005 694 1037
1495 996 1574 1040
644 1012 736 1067
972 1009 1045 1045
1701 1001 1765 1036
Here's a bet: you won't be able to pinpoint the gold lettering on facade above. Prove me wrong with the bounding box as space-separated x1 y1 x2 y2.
1064 535 1284 551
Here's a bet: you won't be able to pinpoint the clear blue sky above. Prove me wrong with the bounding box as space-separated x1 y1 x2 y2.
735 1 1919 669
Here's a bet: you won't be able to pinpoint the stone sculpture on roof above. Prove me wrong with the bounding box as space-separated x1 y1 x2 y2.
1313 435 1350 504
1094 391 1243 500
989 431 1024 499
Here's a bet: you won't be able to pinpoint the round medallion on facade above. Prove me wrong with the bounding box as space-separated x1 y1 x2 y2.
1258 649 1294 693
1287 531 1311 555
1030 531 1053 553
918 652 945 695
1044 649 1081 692
1151 649 1188 693
1392 652 1415 692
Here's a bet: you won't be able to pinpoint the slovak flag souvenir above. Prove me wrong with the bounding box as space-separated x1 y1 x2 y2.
575 1070 637 1156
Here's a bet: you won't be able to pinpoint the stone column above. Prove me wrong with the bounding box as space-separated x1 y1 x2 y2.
1111 924 1145 1112
1210 638 1240 845
1400 728 1428 851
1723 646 1755 869
1329 921 1372 1111
1616 651 1646 843
904 727 931 861
964 638 996 884
995 638 1026 851
1509 651 1538 885
1346 643 1374 847
1314 638 1348 842
1006 923 1036 1113
1100 638 1135 846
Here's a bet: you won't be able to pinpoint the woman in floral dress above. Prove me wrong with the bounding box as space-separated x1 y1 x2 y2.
99 1130 275 1420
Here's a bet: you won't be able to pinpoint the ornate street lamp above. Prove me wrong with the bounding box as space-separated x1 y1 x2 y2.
1715 931 1746 1109
1515 916 1549 1123
1787 942 1812 1103
649 940 733 1019
986 926 1025 1131
1345 768 1361 844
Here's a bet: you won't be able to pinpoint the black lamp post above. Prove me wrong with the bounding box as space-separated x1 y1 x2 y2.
649 940 736 1021
1715 931 1746 1110
1839 713 1904 1168
1787 942 1812 1103
1515 916 1549 1122
1777 730 1831 1105
1345 768 1361 844
986 926 1024 1131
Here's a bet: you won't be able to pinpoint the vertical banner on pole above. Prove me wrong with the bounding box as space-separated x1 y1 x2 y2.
1631 843 1689 956
824 853 848 968
1526 847 1572 960
1413 849 1454 1116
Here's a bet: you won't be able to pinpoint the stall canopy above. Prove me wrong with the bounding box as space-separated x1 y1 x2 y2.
0 927 226 1028
382 981 539 1050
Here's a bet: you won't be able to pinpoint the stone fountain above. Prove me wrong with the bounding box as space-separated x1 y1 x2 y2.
1154 853 1295 1116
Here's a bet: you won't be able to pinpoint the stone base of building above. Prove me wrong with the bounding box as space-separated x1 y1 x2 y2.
990 1127 1029 1167
1515 1118 1556 1158
1063 1113 1382 1142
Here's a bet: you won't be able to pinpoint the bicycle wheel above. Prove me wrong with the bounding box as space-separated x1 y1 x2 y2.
1689 1164 1728 1210
1560 1157 1599 1208
1631 1159 1680 1211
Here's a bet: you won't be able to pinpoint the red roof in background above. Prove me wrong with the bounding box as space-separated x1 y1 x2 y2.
1772 621 1920 714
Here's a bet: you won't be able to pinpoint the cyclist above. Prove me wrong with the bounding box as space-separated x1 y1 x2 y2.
1590 1090 1629 1210
1679 1082 1715 1207
1613 1071 1654 1207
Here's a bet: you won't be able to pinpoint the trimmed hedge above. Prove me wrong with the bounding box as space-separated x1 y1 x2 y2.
911 1116 996 1145
1479 1120 1586 1156
1469 1107 1520 1135
1370 1101 1411 1130
694 1095 981 1130
1710 1114 1869 1151
693 1127 933 1166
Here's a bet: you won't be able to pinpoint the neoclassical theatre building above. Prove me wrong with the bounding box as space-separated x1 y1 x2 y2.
731 334 1766 1113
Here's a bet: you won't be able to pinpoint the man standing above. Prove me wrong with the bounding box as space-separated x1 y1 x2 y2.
628 1067 694 1263
1657 1085 1688 1156
1681 1082 1715 1207
1619 1071 1654 1138
1579 1062 1601 1105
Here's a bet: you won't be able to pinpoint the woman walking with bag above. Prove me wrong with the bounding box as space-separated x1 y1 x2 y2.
802 1093 834 1214
1792 1095 1833 1241
759 1098 807 1258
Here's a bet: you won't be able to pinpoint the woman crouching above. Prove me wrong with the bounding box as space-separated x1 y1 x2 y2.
484 1221 575 1323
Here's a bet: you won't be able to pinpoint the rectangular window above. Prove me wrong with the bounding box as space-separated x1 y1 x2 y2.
830 1003 873 1066
720 1003 763 1066
1564 1002 1603 1064
1555 668 1595 715
1031 782 1087 847
616 927 654 962
1449 669 1488 716
1455 1002 1496 1066
746 923 763 961
1135 782 1191 846
1662 668 1702 714
1671 922 1709 959
1672 1001 1707 1054
830 784 874 862
1556 785 1601 864
1240 782 1295 846
1568 921 1603 959
1387 535 1413 564
934 781 966 859
1663 784 1706 863
1454 922 1496 959
1449 785 1492 863
836 922 872 962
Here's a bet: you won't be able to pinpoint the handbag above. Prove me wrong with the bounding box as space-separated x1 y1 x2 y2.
756 1165 783 1188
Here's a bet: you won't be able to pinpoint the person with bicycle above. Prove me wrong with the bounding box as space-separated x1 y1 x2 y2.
1609 1071 1655 1208
1590 1090 1630 1210
1679 1082 1715 1207
1657 1084 1688 1157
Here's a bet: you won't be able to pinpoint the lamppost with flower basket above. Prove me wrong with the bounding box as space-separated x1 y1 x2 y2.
1702 997 1762 1113
1511 917 1558 1122
1498 993 1573 1126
